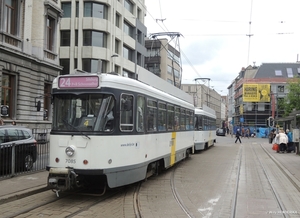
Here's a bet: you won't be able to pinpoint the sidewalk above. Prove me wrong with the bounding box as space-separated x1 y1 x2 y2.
260 140 300 187
0 171 48 203
0 140 299 202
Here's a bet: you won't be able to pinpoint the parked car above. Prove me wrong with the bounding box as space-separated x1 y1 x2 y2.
216 128 226 136
0 125 37 173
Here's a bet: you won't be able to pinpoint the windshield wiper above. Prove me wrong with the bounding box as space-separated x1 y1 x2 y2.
63 119 91 139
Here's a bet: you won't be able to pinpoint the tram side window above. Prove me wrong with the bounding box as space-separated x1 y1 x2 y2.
175 107 180 130
167 105 174 131
198 115 203 130
180 108 186 130
136 95 145 132
147 99 157 132
194 116 198 130
187 110 194 130
158 102 166 131
204 116 208 130
120 94 133 132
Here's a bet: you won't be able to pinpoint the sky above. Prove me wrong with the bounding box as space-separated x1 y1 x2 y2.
144 0 300 95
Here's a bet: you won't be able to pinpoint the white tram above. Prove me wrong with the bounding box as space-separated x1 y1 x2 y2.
194 107 217 151
47 72 195 194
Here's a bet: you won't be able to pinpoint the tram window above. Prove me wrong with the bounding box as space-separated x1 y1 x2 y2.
120 94 133 131
194 116 197 130
186 110 194 130
204 116 208 130
147 99 157 132
136 96 145 132
175 107 180 130
158 102 166 131
167 105 174 131
198 115 203 130
180 109 186 130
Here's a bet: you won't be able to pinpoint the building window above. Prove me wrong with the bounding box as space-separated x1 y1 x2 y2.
62 2 71 18
4 0 19 36
83 59 107 73
75 30 78 46
115 39 120 54
84 2 107 19
124 21 134 38
60 30 70 46
137 7 142 21
116 13 120 28
76 2 79 17
286 68 293 78
83 30 107 47
167 50 180 64
46 16 55 51
137 30 142 44
122 69 134 78
1 73 15 118
137 52 142 66
146 48 160 57
174 69 180 78
275 70 282 76
124 0 134 14
60 59 70 75
114 65 119 74
145 63 160 75
123 45 134 61
278 85 284 92
167 66 172 74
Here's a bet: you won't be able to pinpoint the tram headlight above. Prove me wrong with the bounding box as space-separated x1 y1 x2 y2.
65 145 75 157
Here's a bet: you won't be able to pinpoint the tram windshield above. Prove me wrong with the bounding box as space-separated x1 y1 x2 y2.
52 94 115 132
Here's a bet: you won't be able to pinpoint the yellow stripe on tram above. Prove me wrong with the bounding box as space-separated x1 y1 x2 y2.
170 132 176 166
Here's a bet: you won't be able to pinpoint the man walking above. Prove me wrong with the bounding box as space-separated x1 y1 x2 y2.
235 129 242 143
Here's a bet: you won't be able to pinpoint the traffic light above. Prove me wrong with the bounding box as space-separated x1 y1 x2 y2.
268 117 274 127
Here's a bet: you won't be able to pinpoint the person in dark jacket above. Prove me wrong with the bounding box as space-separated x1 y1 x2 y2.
235 129 242 143
286 129 295 153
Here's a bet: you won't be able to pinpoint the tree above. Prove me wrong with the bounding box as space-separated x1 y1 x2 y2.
282 79 300 116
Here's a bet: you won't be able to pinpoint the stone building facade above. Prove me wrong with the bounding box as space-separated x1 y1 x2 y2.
0 0 62 133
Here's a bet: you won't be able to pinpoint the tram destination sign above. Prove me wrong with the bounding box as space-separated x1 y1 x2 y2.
58 76 99 88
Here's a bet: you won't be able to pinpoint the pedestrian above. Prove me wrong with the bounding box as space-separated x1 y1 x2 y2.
269 129 276 144
235 128 242 143
241 127 245 138
286 129 295 153
12 121 16 125
275 129 288 153
245 128 250 139
0 118 4 125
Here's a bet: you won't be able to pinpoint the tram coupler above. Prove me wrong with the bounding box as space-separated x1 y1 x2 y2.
48 167 76 194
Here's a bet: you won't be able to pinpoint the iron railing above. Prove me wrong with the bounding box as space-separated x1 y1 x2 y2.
0 129 50 179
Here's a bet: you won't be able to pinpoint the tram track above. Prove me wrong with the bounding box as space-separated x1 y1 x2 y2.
0 187 126 218
170 165 195 218
230 142 300 218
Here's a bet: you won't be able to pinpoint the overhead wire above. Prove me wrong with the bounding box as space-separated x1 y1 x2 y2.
141 0 202 80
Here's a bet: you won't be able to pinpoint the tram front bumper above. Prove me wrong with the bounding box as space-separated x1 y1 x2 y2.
48 168 76 192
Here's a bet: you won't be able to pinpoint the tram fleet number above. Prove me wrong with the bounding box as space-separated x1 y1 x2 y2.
66 159 76 164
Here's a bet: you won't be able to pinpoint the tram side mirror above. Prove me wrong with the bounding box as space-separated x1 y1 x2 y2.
36 101 41 111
